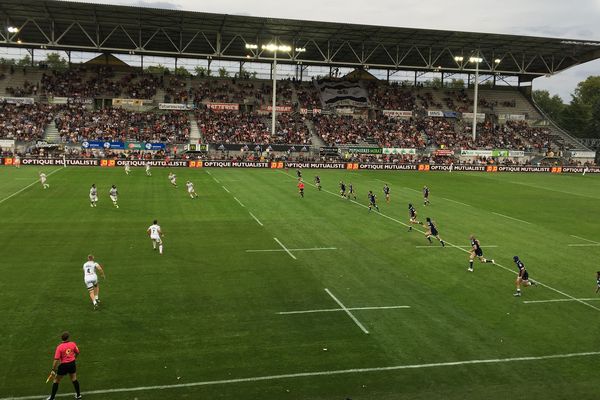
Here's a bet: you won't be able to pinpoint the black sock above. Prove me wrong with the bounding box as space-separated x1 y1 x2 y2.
50 382 59 398
486 259 492 263
441 240 445 247
72 380 80 395
408 226 412 231
427 236 432 243
469 261 473 268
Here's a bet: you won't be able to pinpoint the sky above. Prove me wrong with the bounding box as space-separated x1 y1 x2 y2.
67 0 600 101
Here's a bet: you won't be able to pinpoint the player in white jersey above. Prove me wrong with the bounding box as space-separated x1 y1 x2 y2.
89 184 98 207
145 162 152 176
124 163 131 175
168 172 177 187
14 155 20 168
109 185 119 208
82 254 105 309
147 219 163 254
186 181 198 199
39 172 49 189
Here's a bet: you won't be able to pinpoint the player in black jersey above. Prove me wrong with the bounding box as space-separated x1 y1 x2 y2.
368 191 379 212
383 184 390 203
296 169 302 179
423 186 430 206
314 176 321 191
408 203 423 231
425 217 445 246
468 235 494 272
348 183 357 200
596 271 600 293
339 181 347 198
513 256 535 296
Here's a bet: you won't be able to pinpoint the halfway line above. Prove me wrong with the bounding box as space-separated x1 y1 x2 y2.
4 351 600 399
246 247 337 253
233 197 245 207
324 288 369 334
222 186 230 193
273 237 296 260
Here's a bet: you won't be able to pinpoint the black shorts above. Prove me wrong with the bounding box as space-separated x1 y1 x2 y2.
521 271 529 281
57 361 76 376
475 248 483 257
430 229 438 236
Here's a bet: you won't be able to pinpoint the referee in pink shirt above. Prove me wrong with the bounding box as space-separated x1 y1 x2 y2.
47 331 82 400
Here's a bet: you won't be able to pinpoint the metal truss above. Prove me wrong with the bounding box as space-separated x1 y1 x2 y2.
0 17 582 77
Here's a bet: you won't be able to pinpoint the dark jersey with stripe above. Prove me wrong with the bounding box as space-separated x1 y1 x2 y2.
409 206 417 218
296 170 302 178
369 193 376 204
516 260 526 274
349 184 354 193
427 220 438 234
315 176 320 184
383 186 390 195
471 238 481 251
423 187 430 197
340 183 346 192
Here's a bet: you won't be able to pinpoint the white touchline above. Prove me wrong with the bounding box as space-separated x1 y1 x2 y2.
234 197 245 207
213 177 221 183
246 247 337 253
0 167 64 205
403 187 421 194
567 244 600 247
7 350 599 399
278 305 411 315
524 298 600 304
324 288 369 334
249 212 264 226
570 235 599 244
273 237 296 260
222 186 230 193
441 197 472 207
491 212 532 225
278 171 600 313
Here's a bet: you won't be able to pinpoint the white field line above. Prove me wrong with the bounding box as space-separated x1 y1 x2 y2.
206 170 212 175
491 212 532 225
5 351 600 400
570 235 599 244
273 237 296 260
524 298 600 304
246 247 337 253
233 197 245 207
441 197 472 207
0 167 64 205
278 171 600 313
213 177 221 183
278 305 411 315
324 288 370 334
249 212 264 227
415 245 498 249
403 187 421 194
222 186 230 193
567 244 600 247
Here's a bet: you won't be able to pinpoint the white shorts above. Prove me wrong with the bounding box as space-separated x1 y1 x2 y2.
110 195 117 202
187 188 194 193
84 276 98 290
151 235 162 244
90 195 98 202
41 179 47 184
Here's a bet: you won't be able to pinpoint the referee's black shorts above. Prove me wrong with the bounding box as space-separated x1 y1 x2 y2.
57 361 76 376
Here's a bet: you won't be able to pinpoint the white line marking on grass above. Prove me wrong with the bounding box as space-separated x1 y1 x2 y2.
249 212 263 226
324 288 369 334
206 170 212 175
524 298 600 304
273 237 296 260
5 351 600 399
570 235 599 244
213 177 221 183
415 245 498 249
441 197 472 207
567 244 600 247
491 212 532 225
277 170 600 313
278 305 411 315
234 197 245 207
247 247 337 253
0 167 64 205
403 187 421 194
222 186 230 193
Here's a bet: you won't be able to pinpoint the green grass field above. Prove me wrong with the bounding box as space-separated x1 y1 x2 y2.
1 166 599 399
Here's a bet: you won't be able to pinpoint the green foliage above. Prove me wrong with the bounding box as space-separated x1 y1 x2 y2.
218 67 230 78
144 64 170 74
45 52 67 71
16 55 32 67
533 90 566 123
194 66 210 77
448 78 466 88
174 66 191 76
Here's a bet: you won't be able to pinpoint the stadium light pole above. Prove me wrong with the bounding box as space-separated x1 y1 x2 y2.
469 56 483 141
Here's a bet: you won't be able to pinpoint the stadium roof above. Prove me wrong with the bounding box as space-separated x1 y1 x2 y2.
1 0 600 80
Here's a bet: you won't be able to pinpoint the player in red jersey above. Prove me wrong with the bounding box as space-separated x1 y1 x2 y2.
46 331 82 399
298 179 305 198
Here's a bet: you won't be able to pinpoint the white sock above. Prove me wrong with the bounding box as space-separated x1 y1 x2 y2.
159 245 163 254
